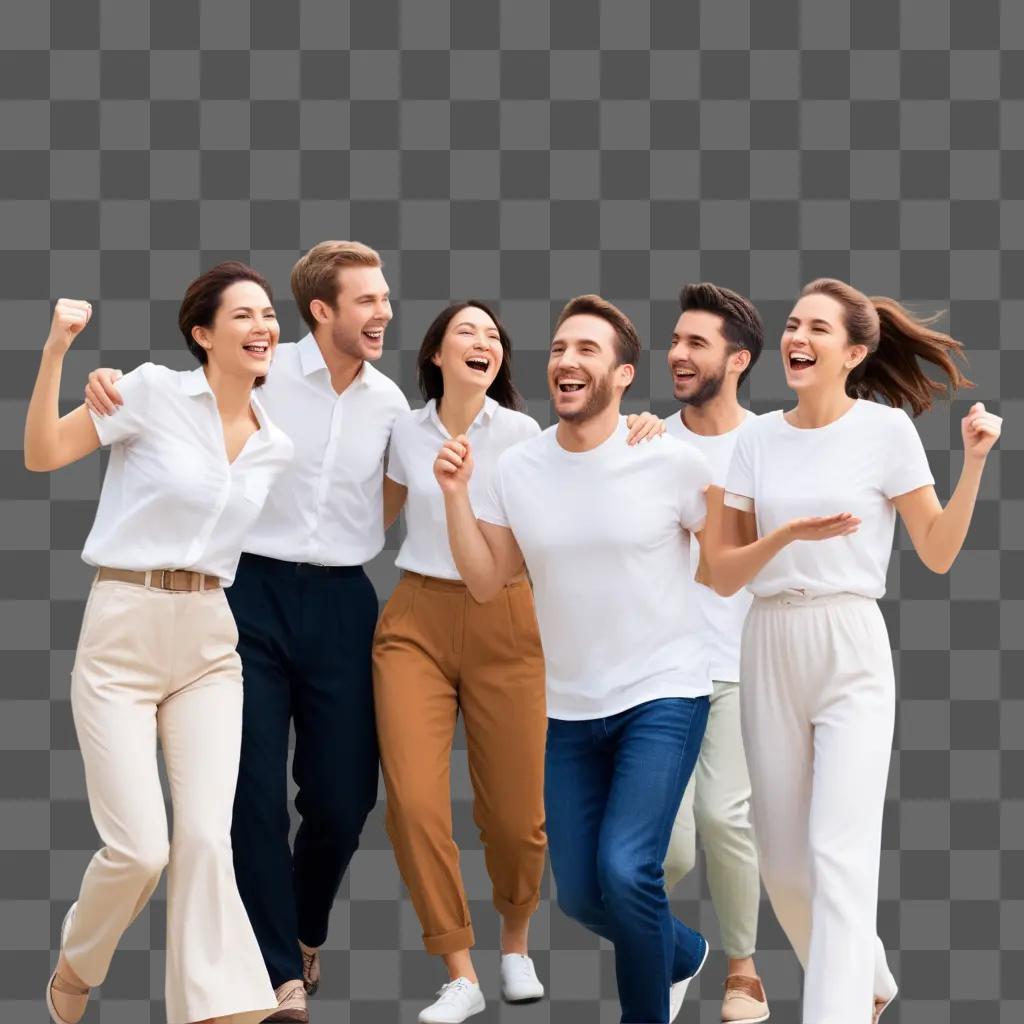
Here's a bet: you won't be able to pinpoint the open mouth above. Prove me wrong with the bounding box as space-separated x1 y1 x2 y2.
465 355 490 373
557 377 587 393
788 352 816 371
363 328 384 344
243 341 270 356
672 365 697 383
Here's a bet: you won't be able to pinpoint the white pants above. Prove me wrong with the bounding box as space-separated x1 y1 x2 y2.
66 578 276 1024
740 592 899 1024
663 679 760 959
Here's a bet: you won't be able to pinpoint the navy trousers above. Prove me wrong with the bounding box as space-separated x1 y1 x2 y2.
226 553 381 988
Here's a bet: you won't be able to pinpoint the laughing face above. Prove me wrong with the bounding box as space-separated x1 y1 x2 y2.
668 309 739 407
548 313 632 423
431 305 504 392
196 279 279 382
314 264 393 363
782 292 868 393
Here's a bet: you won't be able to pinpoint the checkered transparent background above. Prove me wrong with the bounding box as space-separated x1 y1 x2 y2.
1 1 1021 1021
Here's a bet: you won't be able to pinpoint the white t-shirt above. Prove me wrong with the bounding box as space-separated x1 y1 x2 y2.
666 409 756 683
724 399 934 599
84 363 293 585
243 334 410 566
387 397 541 579
478 417 714 721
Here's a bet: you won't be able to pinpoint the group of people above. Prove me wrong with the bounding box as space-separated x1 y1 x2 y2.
26 239 1000 1024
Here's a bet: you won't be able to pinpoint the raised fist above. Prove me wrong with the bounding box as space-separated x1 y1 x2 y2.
46 298 92 355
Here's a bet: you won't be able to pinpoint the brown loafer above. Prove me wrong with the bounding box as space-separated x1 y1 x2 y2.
299 940 320 996
46 902 90 1024
266 980 309 1023
721 974 770 1023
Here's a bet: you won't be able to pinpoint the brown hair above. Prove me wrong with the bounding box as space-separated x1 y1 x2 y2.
679 282 765 388
290 240 382 333
178 261 274 386
417 301 524 411
801 278 974 416
554 294 641 392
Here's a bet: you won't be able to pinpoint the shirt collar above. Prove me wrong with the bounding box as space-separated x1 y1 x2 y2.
423 396 498 436
297 332 373 390
181 366 214 397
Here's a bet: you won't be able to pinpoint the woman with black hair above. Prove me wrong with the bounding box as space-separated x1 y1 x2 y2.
26 264 291 1024
373 300 663 1023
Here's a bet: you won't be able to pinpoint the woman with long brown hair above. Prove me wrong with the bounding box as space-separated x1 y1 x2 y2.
701 278 1001 1024
373 300 664 1023
27 263 291 1024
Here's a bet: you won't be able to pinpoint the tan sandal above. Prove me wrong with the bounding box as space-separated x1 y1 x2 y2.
46 903 90 1024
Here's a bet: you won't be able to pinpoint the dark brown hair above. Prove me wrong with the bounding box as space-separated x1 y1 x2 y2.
290 240 382 333
679 282 764 388
554 294 642 392
417 301 524 411
801 278 974 416
178 261 274 386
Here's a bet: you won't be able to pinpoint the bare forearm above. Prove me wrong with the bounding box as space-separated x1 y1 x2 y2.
705 527 792 597
444 489 504 601
919 457 986 573
24 347 66 471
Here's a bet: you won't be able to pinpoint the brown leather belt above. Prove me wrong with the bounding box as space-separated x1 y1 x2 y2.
96 567 221 592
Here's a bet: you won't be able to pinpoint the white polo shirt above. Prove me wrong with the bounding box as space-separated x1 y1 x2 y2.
83 363 293 586
387 397 541 579
243 333 410 566
665 409 756 684
477 418 714 721
724 400 935 599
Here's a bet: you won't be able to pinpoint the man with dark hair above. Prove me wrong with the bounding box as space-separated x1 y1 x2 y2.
662 282 771 1024
434 296 715 1023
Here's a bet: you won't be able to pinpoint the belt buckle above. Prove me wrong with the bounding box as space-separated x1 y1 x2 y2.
160 569 193 592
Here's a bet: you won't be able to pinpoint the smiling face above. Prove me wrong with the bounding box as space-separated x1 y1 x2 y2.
312 264 393 363
431 305 504 393
548 313 633 423
668 309 748 406
193 279 279 382
782 292 869 394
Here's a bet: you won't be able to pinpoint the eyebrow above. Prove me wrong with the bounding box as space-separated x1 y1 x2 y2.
229 305 275 313
352 292 390 301
454 320 498 331
672 332 708 342
786 317 832 329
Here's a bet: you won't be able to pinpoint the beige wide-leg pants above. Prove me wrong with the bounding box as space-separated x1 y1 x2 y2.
65 577 276 1024
740 591 899 1024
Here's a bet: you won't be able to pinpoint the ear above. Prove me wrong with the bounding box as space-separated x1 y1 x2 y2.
309 298 332 325
730 348 751 375
844 343 870 371
431 349 443 367
615 362 636 391
191 325 211 351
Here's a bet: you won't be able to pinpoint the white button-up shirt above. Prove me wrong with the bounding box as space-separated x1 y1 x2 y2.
83 363 293 585
386 397 541 579
243 334 411 566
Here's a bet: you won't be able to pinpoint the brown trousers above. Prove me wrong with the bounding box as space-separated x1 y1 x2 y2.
372 572 547 955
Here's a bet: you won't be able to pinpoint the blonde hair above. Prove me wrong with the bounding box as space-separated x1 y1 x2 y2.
290 240 382 332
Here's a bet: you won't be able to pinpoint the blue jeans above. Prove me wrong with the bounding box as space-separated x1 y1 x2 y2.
546 696 711 1024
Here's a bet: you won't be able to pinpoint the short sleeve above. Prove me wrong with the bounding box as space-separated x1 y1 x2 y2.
517 415 542 442
881 409 934 499
87 363 154 447
678 448 713 533
724 420 756 500
476 455 511 529
384 416 408 486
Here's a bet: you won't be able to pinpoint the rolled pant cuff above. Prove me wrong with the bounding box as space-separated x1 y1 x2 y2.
723 946 757 961
424 924 476 956
493 892 540 927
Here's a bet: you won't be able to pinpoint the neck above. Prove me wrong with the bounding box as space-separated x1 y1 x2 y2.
203 363 255 421
789 387 856 428
680 390 746 436
437 385 487 437
556 401 621 453
313 329 364 395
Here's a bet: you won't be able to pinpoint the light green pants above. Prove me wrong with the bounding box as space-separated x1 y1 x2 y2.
664 679 760 960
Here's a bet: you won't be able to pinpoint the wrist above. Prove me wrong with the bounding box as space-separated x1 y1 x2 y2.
41 339 67 361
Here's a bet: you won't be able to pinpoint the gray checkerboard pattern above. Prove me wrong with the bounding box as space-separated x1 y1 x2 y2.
0 1 1020 1020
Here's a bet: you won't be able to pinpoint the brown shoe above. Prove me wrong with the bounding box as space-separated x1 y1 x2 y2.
873 990 897 1023
721 974 769 1023
299 940 320 996
266 980 309 1023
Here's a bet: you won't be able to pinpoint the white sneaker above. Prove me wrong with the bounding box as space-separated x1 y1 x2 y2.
418 977 486 1023
669 937 709 1022
500 953 545 1002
